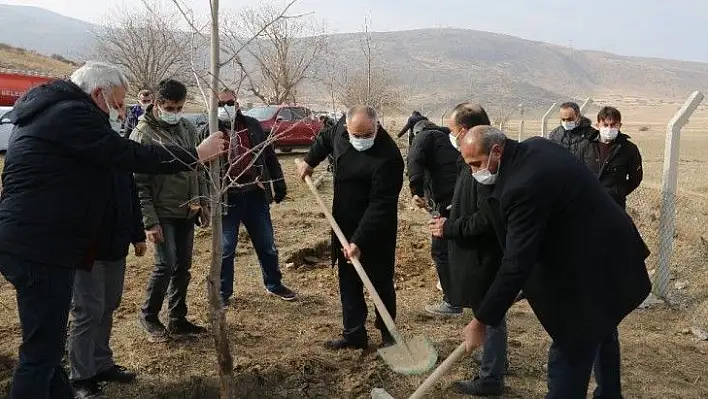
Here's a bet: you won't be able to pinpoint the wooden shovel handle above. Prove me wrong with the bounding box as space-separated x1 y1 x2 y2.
408 343 467 399
296 159 405 346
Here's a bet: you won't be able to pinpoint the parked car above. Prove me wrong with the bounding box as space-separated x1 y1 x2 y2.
183 112 208 129
243 105 323 152
0 106 14 152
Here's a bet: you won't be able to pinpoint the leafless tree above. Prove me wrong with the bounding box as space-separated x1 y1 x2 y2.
94 0 191 92
223 3 327 105
336 16 406 115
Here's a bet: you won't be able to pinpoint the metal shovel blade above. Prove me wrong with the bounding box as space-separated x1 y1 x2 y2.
370 388 395 399
377 335 438 375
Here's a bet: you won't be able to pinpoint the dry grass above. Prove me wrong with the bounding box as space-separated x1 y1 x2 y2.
1 107 708 398
0 44 75 77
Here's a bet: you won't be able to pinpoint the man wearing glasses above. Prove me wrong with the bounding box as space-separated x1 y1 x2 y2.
297 105 404 350
202 89 296 307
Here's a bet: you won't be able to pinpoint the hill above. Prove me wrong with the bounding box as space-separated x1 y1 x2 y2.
1 5 707 112
0 43 76 77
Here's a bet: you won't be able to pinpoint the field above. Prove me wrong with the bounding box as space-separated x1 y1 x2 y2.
1 109 708 398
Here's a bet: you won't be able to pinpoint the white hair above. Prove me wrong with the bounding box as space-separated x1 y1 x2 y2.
70 61 129 95
345 105 379 126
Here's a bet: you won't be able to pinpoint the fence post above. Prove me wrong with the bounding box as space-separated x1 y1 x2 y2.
579 97 593 114
654 90 705 300
540 102 557 138
518 120 525 141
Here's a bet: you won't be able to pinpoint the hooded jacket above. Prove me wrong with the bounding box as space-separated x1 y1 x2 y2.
131 106 209 228
0 80 200 268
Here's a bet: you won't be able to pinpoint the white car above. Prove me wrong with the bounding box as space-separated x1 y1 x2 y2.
0 106 14 152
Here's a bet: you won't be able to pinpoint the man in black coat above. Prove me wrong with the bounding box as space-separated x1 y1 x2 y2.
549 105 643 397
202 89 295 306
459 125 651 398
406 120 461 316
0 61 226 399
428 104 508 396
297 105 404 349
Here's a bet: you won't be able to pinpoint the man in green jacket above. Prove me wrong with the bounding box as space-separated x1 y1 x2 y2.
131 79 210 341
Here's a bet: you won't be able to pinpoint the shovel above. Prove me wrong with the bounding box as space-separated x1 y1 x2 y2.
371 342 467 399
296 159 438 375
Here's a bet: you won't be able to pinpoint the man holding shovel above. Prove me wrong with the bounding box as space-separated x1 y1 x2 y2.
297 105 404 350
458 125 651 398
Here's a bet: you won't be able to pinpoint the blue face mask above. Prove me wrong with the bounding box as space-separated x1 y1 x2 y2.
158 107 182 125
349 134 375 151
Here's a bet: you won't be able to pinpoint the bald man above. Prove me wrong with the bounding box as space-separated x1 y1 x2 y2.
458 125 651 398
298 105 404 350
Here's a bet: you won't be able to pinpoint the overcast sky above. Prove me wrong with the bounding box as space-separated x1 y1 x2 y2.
3 0 707 62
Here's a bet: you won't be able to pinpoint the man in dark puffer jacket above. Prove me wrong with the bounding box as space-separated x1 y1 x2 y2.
407 119 461 316
548 101 598 166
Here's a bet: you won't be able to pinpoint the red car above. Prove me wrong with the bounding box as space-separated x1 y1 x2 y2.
243 104 323 152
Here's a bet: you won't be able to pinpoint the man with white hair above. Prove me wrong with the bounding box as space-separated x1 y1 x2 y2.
0 61 226 399
297 105 404 350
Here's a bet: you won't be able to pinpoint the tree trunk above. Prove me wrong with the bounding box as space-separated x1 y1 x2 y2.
207 0 236 397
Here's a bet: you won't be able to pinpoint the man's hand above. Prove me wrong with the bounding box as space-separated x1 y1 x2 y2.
133 242 147 257
342 243 361 261
297 160 314 181
463 318 486 352
412 195 427 209
196 131 229 162
146 225 163 244
199 207 211 228
428 217 447 238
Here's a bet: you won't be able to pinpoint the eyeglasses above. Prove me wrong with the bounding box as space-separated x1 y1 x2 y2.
218 100 236 107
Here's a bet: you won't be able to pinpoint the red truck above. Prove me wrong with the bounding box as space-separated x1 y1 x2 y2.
243 104 323 152
0 69 57 106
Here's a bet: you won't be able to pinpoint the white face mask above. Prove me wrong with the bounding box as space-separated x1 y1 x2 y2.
158 107 182 125
472 150 499 185
102 93 121 124
449 134 460 150
599 127 619 143
349 134 375 151
218 105 236 121
561 120 577 131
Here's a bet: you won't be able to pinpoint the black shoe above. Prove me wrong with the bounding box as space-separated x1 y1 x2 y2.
267 285 297 301
96 365 137 383
138 314 168 342
453 376 503 396
380 330 395 348
168 319 208 335
71 378 103 399
323 337 368 351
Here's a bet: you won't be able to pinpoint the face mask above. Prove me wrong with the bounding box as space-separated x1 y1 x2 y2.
159 107 182 125
218 106 236 121
599 127 619 143
102 93 120 123
349 134 375 151
472 150 499 185
449 134 460 150
561 121 576 131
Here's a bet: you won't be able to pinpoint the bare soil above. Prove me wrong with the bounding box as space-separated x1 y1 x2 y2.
1 122 708 398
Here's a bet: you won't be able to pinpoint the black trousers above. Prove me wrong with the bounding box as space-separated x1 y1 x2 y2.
337 254 396 344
